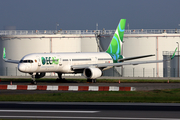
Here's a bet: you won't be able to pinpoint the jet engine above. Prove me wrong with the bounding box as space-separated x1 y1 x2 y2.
83 67 102 79
35 72 46 78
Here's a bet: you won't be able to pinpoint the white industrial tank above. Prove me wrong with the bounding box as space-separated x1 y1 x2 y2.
0 30 98 76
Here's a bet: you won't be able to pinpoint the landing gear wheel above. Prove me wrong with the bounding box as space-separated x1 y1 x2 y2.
57 73 62 79
87 79 91 83
56 78 66 82
92 79 96 83
56 73 65 82
87 79 96 83
31 80 37 85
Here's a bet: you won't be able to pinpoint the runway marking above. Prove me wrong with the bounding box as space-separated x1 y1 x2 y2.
0 116 179 120
0 110 99 113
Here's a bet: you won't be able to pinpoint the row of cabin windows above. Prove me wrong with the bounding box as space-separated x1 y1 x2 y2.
62 58 112 61
98 58 112 60
19 58 112 63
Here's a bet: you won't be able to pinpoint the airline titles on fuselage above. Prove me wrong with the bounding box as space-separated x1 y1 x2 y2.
41 57 59 65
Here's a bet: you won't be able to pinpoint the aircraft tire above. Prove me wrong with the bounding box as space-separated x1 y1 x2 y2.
92 79 96 83
31 81 37 85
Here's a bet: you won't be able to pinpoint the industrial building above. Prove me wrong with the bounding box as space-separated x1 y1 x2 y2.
0 29 180 77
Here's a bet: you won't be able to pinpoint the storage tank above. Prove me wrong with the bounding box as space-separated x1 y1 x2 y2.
99 29 180 77
0 30 97 76
1 29 180 77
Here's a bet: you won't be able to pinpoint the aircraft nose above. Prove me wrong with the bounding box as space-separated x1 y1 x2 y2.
18 64 26 72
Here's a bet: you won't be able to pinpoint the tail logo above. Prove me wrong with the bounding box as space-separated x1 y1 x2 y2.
3 48 6 59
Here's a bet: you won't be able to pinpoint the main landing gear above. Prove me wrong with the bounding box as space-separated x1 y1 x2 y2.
56 73 65 82
87 79 96 83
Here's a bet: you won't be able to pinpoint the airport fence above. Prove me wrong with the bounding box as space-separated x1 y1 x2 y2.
0 67 171 78
0 29 180 35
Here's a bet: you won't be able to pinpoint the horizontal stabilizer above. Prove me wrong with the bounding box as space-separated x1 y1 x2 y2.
2 47 19 64
4 59 19 64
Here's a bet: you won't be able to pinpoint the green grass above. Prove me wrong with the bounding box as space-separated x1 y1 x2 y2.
97 79 180 83
1 89 180 103
1 78 180 103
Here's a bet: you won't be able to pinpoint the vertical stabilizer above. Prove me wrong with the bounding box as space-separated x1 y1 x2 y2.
106 19 126 63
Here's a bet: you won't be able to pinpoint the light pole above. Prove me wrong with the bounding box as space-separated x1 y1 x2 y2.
56 23 59 31
176 42 179 77
127 23 129 31
96 23 98 30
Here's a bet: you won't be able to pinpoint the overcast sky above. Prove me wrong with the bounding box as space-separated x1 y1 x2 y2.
0 0 180 30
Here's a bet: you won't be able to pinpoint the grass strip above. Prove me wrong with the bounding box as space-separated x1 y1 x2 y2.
0 89 180 103
1 78 180 83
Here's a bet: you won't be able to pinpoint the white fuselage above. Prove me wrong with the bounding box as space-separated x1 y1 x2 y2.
18 52 113 73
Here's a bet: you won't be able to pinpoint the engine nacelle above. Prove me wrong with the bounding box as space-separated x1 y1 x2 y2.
83 67 102 79
35 72 46 78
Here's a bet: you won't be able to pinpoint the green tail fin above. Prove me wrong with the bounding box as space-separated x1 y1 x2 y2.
3 47 6 59
106 19 126 63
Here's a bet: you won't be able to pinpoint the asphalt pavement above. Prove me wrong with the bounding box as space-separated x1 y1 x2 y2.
0 102 180 120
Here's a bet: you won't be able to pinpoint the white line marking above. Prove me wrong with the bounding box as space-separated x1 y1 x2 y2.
0 110 99 113
0 116 179 120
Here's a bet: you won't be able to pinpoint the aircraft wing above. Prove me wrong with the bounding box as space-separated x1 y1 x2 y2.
72 48 177 70
118 54 155 62
2 47 19 64
72 59 164 70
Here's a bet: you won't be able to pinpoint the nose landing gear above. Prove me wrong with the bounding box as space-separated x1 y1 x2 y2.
31 73 37 85
29 72 46 84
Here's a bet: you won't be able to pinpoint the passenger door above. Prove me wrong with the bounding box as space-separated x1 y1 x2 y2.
36 56 41 71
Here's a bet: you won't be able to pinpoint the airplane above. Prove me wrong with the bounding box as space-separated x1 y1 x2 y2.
2 19 177 84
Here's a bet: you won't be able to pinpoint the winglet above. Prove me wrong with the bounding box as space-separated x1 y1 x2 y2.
171 47 177 60
3 47 6 60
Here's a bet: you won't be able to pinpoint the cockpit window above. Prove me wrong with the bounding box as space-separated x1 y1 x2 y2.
20 60 33 63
